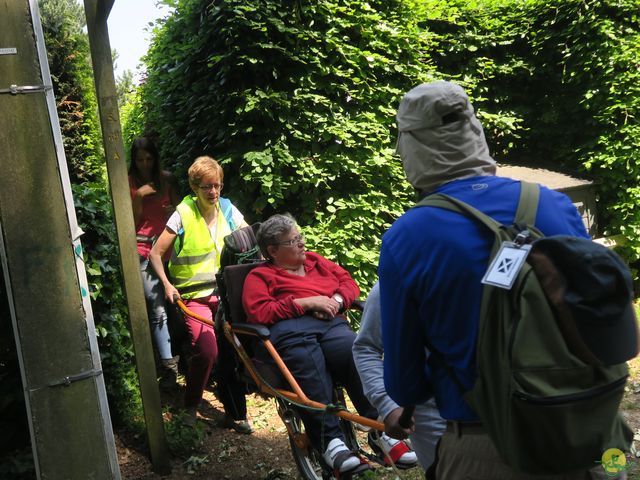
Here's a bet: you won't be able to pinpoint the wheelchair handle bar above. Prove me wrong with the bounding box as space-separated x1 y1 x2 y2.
174 295 214 327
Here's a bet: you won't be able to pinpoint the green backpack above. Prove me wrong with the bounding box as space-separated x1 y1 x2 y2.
417 181 635 474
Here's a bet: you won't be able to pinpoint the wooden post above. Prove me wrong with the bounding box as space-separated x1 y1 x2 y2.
82 0 171 474
0 1 120 478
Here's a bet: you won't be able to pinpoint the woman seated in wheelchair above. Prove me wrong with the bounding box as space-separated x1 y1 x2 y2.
242 213 417 475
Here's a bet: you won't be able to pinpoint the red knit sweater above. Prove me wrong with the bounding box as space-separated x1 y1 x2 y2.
242 251 360 326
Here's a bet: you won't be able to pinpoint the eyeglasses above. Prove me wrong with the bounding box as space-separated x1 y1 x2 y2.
274 234 305 247
198 183 223 192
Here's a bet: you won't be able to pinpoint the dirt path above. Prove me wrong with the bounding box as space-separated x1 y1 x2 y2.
118 389 303 480
117 383 429 480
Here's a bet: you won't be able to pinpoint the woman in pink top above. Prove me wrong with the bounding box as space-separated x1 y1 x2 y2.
242 214 378 476
129 137 180 386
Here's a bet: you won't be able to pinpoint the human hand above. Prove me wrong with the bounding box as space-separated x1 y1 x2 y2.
137 183 157 197
303 295 340 318
383 407 414 440
164 284 180 303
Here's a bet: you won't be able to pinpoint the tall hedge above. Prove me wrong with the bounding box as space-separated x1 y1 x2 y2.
427 0 640 262
72 184 143 429
40 0 104 183
142 0 640 289
142 0 448 289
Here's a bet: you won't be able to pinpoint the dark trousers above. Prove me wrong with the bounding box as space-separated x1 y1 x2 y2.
215 328 248 420
257 315 377 451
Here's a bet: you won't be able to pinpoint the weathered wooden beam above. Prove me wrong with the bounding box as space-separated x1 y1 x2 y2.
82 0 171 475
98 0 115 22
0 1 120 478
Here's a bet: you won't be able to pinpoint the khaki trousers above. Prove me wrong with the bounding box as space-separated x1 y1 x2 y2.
433 431 626 480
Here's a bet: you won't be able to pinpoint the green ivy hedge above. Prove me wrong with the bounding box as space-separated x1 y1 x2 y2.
425 0 640 262
140 0 640 292
72 183 143 429
141 0 447 291
40 0 104 184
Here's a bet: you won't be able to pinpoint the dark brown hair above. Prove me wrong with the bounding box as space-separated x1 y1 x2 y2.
129 137 162 188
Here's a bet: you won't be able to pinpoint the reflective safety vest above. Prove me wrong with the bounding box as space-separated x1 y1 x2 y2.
168 196 236 299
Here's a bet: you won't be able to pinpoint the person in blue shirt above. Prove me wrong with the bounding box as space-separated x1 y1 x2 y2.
379 81 615 479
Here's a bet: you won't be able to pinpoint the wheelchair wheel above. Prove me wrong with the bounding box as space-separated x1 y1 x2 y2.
277 399 328 480
288 431 327 480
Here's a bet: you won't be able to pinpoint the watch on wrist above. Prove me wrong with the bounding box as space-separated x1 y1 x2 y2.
333 293 344 310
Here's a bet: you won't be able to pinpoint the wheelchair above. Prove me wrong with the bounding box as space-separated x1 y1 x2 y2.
173 227 405 479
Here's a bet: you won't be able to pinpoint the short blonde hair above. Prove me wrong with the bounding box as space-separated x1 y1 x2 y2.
188 156 224 190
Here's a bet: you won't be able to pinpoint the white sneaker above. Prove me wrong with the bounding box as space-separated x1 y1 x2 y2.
370 432 418 466
323 438 361 473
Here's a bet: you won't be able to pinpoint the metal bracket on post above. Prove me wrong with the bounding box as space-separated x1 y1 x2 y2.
0 84 53 94
26 369 104 391
47 369 103 388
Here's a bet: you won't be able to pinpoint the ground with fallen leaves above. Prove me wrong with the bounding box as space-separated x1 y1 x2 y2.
117 359 640 479
117 388 302 480
117 384 424 480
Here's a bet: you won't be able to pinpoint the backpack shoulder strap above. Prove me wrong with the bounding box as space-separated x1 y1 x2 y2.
415 181 542 234
514 181 540 226
219 197 236 231
416 193 504 235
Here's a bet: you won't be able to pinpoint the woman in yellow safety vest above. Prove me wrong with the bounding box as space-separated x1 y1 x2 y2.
150 156 251 431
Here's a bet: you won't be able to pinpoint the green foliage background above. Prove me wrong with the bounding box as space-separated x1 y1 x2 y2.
139 0 640 293
72 183 144 428
429 0 640 261
140 0 440 290
39 0 104 183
